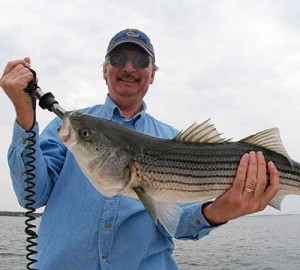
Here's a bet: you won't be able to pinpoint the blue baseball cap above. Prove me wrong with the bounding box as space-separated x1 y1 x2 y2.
106 29 155 60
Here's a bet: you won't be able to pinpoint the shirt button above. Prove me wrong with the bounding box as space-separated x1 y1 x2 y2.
195 219 201 225
102 254 107 260
105 222 111 229
22 138 27 144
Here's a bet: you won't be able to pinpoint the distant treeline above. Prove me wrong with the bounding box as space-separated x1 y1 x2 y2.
0 211 42 217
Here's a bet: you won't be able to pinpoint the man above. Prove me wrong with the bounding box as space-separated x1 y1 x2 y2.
0 29 279 269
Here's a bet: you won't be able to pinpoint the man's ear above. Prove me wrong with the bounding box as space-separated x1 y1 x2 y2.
150 70 155 84
103 64 107 81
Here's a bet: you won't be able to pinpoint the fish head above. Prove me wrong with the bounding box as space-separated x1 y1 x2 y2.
58 111 132 197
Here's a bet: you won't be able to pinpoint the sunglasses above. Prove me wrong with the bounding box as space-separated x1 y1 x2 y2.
109 54 150 69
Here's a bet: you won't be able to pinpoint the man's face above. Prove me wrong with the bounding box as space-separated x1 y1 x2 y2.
103 44 155 108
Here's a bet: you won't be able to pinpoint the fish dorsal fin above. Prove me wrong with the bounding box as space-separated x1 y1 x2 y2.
174 119 231 144
240 128 292 165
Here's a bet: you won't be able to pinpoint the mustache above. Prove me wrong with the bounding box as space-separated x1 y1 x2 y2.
118 72 139 81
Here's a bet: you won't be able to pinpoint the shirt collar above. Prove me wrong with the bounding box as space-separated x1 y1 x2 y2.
104 94 147 122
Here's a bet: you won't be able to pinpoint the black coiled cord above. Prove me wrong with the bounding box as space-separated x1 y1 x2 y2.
23 67 39 270
23 130 38 270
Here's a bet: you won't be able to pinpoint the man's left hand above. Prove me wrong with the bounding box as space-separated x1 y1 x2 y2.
202 151 280 225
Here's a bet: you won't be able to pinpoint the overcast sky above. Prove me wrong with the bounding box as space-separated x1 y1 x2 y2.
0 0 300 214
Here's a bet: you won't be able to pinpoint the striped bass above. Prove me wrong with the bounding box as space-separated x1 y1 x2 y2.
58 111 300 235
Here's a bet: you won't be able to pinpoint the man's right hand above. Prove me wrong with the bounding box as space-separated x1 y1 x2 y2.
0 57 35 129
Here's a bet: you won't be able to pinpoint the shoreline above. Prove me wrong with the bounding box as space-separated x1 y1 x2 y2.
0 211 42 217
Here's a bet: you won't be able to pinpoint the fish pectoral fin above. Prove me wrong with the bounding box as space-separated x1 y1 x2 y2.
155 202 183 237
133 187 183 236
133 187 158 224
268 190 289 210
239 128 292 165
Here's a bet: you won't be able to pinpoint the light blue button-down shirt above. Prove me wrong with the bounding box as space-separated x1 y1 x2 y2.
8 95 215 270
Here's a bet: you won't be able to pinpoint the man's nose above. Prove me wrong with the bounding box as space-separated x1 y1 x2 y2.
122 58 136 72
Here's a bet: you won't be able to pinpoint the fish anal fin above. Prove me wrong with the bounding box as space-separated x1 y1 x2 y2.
239 128 292 165
174 119 231 144
133 187 182 236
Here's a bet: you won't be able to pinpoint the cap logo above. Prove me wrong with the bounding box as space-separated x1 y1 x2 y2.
126 31 139 37
114 31 148 44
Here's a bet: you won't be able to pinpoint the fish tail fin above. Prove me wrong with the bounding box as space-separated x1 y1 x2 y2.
268 190 289 210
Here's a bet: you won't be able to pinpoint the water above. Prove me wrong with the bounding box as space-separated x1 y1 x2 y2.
0 216 34 270
173 215 300 270
0 215 299 270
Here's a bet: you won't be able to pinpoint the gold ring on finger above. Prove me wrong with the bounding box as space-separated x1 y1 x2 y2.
244 188 254 193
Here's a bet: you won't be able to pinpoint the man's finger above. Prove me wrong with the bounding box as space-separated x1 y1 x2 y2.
243 151 257 197
261 161 280 205
232 153 250 192
1 59 30 79
24 57 31 65
254 151 267 198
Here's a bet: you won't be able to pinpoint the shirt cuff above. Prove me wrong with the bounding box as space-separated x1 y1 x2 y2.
11 121 39 154
190 201 214 239
175 201 223 240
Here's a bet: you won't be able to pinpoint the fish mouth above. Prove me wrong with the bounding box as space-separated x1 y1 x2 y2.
57 113 78 148
58 116 72 143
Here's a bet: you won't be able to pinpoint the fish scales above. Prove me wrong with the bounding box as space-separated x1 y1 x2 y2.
132 143 270 202
58 112 300 236
134 151 300 192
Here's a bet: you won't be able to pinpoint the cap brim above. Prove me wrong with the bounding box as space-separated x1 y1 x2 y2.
106 40 154 58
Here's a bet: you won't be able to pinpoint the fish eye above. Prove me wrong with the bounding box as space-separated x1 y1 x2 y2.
80 128 90 138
